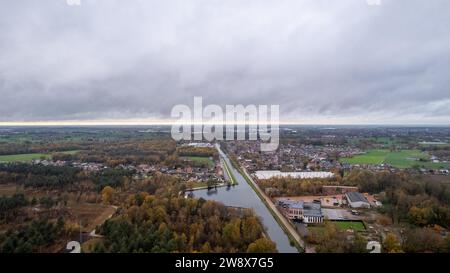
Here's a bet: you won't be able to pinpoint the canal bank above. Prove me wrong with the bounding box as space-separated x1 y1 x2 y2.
221 157 237 185
226 152 308 252
192 145 299 253
238 166 313 253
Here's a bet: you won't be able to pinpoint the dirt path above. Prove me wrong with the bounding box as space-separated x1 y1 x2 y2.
88 205 118 238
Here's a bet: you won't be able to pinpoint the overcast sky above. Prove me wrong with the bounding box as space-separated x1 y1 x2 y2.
1 0 449 125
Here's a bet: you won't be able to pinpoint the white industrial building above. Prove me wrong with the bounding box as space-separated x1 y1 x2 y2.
254 170 334 180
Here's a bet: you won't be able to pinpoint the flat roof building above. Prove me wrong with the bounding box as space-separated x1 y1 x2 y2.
345 192 370 208
277 199 324 224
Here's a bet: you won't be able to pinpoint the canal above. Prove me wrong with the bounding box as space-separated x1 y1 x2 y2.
192 146 298 253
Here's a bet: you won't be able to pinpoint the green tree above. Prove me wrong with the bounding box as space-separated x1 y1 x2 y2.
241 216 263 244
222 220 241 246
408 206 433 226
349 233 368 253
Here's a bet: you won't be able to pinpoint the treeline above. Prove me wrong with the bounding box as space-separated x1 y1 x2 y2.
0 163 134 191
0 140 92 156
176 147 218 159
344 169 450 228
382 228 450 253
427 148 450 161
54 140 177 166
307 221 450 253
257 177 339 197
0 218 66 253
90 173 276 253
93 196 275 253
0 193 69 223
0 163 81 188
90 169 134 191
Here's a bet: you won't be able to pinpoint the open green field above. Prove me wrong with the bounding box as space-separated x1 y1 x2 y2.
308 221 366 233
384 150 428 168
340 149 450 169
185 156 215 168
334 221 366 231
0 150 79 162
0 153 52 162
341 149 389 165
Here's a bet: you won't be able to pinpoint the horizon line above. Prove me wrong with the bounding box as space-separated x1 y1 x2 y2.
0 120 449 127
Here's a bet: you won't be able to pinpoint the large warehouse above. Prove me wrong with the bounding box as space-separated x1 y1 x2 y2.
345 192 370 208
254 170 334 180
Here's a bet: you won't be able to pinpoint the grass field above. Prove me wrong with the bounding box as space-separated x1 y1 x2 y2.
340 149 450 169
0 153 52 162
384 150 428 168
334 221 366 231
0 150 79 162
308 221 366 233
341 150 388 165
185 156 215 168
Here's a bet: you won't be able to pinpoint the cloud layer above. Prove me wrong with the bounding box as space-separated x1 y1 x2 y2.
1 0 449 124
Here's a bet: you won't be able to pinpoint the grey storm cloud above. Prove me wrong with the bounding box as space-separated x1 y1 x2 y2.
0 0 450 124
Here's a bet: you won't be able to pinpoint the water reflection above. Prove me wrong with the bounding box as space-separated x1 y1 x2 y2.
192 151 298 253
